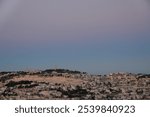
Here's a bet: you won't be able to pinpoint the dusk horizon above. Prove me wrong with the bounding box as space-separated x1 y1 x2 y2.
0 0 150 74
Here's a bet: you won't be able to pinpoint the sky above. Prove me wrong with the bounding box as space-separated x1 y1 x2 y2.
0 0 150 74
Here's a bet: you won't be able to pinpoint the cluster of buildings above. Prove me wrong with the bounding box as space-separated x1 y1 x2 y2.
0 69 150 99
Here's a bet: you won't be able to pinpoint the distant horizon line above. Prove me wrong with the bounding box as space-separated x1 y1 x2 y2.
0 68 149 75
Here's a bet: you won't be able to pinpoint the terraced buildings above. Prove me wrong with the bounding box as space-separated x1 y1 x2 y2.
0 69 150 100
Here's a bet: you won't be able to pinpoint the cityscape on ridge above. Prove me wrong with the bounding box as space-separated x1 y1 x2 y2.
0 68 150 100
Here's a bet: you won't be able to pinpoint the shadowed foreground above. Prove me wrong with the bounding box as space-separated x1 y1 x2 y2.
0 69 150 100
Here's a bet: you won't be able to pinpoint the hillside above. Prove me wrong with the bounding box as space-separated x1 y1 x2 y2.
0 69 150 100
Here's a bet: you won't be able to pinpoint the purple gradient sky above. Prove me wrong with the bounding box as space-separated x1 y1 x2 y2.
0 0 150 74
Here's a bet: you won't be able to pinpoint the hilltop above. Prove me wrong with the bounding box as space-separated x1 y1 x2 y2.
0 69 150 100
